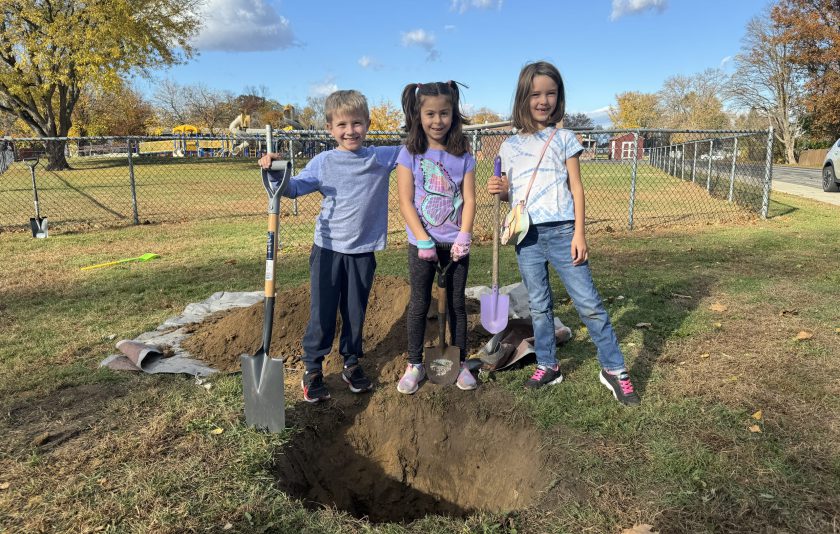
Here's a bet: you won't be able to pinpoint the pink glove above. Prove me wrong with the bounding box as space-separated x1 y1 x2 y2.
416 239 438 262
451 232 471 262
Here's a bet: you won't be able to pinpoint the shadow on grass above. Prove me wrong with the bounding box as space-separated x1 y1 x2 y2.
542 253 713 397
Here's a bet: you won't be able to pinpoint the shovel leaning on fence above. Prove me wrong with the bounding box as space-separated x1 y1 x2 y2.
480 157 509 335
25 158 48 238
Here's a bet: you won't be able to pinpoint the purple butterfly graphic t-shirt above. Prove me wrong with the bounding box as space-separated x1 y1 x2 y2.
397 146 475 245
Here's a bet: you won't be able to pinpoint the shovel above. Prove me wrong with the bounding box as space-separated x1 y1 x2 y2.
25 159 47 238
480 157 509 334
424 260 460 385
240 126 292 433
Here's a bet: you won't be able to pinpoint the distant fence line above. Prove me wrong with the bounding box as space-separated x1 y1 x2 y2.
0 128 773 242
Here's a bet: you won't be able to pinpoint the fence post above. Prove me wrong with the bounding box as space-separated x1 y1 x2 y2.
761 127 774 219
127 138 139 225
289 138 298 215
706 139 713 192
628 131 639 230
681 143 685 180
728 136 739 202
692 142 697 183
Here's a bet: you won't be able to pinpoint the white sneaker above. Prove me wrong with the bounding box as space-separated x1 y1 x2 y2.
456 363 478 390
397 363 425 394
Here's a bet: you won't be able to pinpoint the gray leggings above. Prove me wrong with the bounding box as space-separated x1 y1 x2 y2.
406 244 470 364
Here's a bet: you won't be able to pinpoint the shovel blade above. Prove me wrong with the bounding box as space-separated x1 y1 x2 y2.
240 350 285 433
480 291 509 334
30 217 47 238
424 346 461 385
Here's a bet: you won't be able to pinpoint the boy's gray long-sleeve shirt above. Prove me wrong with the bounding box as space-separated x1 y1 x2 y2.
283 146 400 254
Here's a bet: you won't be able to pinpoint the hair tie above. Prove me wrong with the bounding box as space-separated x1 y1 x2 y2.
416 83 422 89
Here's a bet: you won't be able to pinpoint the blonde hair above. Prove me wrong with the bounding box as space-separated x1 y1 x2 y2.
511 61 566 134
324 90 370 124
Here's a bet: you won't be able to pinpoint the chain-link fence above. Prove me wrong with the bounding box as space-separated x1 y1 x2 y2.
0 128 772 242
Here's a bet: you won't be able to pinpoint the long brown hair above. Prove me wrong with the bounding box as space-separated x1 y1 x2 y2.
401 81 470 155
511 61 566 134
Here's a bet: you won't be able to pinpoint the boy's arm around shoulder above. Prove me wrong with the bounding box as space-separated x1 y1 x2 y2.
373 144 402 170
283 152 324 198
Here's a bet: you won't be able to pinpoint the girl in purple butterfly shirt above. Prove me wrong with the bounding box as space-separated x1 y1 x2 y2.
395 81 477 394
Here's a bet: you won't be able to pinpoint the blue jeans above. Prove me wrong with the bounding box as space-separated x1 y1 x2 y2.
515 221 626 372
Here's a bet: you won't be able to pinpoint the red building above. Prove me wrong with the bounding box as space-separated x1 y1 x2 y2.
609 133 645 160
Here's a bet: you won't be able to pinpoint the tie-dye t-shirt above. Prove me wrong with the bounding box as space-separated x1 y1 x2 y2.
396 146 475 245
498 127 584 224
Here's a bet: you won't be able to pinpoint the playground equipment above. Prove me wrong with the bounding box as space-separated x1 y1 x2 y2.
138 105 304 157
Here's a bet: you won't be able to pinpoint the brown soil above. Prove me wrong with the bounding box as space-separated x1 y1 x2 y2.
182 275 489 375
180 275 577 522
275 386 573 524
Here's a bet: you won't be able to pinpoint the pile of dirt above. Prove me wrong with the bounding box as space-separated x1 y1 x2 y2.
182 275 487 375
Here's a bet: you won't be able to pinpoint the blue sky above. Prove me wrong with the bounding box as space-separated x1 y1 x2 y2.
138 0 771 126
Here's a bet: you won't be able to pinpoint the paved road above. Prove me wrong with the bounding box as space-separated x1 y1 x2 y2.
772 165 823 188
771 165 840 207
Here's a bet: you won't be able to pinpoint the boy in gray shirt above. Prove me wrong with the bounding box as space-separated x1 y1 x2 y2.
259 90 399 403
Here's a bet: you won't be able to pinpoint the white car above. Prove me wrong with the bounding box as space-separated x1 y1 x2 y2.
824 138 840 192
699 150 728 161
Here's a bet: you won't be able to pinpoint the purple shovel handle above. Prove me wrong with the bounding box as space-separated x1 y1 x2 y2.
494 156 501 177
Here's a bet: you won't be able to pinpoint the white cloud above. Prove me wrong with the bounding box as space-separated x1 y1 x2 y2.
450 0 502 13
610 0 667 21
586 106 612 127
358 55 382 70
310 77 338 98
719 55 733 68
444 24 456 31
193 0 296 52
401 29 440 61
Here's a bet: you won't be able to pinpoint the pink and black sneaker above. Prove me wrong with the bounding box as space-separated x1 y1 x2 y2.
524 364 564 389
599 369 641 406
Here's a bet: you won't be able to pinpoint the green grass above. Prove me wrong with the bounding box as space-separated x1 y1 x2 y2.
2 184 839 532
3 156 765 242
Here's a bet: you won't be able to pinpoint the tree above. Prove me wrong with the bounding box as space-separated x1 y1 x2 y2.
469 107 503 125
368 100 402 132
563 112 594 129
658 69 730 130
184 84 236 134
152 79 192 128
772 0 840 139
608 92 662 128
72 80 154 137
153 81 239 134
0 0 201 169
302 95 328 129
726 11 803 164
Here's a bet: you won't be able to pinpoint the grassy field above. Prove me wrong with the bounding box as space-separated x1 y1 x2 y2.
1 156 763 243
0 188 838 533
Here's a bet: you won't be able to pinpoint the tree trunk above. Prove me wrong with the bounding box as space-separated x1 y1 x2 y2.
45 139 70 170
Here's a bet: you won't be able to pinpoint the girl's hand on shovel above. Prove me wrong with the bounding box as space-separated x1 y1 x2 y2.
487 175 509 200
451 232 471 262
416 239 438 262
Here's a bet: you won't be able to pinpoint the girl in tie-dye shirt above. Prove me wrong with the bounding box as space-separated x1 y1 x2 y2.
487 62 640 406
